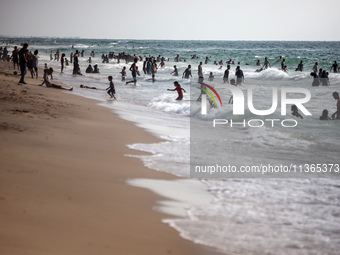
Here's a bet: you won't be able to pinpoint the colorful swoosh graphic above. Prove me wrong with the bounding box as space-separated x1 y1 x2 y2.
198 83 223 106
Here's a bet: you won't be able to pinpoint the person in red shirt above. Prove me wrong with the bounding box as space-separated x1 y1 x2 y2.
167 81 186 100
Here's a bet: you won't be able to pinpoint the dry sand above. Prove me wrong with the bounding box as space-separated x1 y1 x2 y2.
0 62 222 255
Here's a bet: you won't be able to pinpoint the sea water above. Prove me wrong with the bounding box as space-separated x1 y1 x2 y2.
2 37 340 254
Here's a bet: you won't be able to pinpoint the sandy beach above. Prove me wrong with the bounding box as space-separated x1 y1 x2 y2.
0 61 221 255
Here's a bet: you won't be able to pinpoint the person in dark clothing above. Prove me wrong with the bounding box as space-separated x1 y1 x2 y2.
18 43 28 84
235 66 244 85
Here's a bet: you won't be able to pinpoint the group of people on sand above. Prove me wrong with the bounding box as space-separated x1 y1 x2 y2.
8 43 40 84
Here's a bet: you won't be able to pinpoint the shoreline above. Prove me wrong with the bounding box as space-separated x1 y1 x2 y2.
0 61 222 255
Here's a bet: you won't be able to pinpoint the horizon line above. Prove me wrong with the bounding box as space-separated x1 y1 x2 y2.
1 35 340 42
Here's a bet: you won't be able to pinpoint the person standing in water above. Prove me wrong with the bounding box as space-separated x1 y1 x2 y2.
73 50 80 75
106 76 117 99
126 58 139 85
170 65 178 76
330 61 339 73
331 91 340 119
263 57 270 69
235 66 244 85
198 62 203 77
223 65 230 83
295 61 303 72
182 65 192 79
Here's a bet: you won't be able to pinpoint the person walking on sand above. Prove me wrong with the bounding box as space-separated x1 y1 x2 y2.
11 46 19 70
18 43 28 84
106 76 117 99
32 50 39 79
167 81 186 100
331 92 340 119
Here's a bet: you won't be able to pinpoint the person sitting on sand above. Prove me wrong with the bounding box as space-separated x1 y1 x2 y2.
167 81 186 100
40 68 73 91
80 84 97 89
319 109 331 120
291 104 303 119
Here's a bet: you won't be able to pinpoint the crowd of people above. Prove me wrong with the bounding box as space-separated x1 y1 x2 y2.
0 43 339 119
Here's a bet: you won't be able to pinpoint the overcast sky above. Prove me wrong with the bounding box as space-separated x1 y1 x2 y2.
0 0 339 41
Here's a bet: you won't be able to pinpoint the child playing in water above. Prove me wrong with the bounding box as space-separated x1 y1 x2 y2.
167 81 186 100
106 76 116 99
208 72 214 81
291 104 303 119
121 67 126 81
